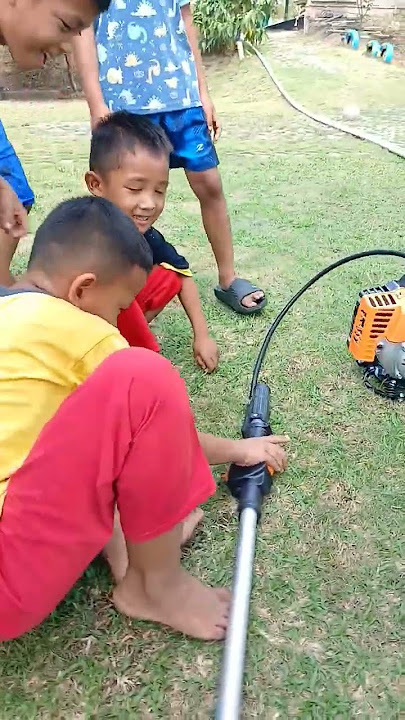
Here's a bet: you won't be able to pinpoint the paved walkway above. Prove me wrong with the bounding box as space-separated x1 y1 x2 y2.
264 32 405 155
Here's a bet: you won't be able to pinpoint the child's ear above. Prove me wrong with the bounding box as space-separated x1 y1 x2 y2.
85 171 103 197
68 273 97 307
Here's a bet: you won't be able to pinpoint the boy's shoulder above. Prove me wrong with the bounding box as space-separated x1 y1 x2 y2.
0 289 125 360
144 227 191 275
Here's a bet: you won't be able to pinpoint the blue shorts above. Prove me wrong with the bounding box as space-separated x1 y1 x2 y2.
147 107 219 173
0 121 34 208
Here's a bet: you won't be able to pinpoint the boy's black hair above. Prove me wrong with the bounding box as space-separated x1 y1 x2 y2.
89 111 172 175
28 196 152 279
95 0 112 11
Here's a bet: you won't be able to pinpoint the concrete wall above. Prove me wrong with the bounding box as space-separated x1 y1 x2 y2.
304 0 405 35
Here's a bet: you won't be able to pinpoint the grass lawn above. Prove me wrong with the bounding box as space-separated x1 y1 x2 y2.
1 34 404 718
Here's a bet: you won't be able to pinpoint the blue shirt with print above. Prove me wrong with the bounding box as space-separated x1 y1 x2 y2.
95 0 201 114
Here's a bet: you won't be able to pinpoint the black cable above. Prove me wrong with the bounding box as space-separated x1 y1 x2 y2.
249 249 405 397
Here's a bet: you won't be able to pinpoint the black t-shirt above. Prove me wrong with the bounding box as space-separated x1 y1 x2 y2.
144 227 190 275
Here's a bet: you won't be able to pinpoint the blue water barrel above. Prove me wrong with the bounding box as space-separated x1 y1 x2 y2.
380 43 394 63
343 29 360 49
366 40 381 57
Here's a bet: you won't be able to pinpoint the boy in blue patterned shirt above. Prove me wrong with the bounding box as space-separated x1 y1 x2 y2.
72 0 267 316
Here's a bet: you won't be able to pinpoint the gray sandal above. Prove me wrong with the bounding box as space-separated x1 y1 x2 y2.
214 278 267 315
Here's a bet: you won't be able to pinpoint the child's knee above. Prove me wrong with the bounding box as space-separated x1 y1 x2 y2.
100 348 185 406
192 169 223 203
100 347 170 379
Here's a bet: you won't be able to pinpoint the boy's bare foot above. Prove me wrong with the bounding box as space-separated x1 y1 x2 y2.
182 507 204 545
113 568 230 640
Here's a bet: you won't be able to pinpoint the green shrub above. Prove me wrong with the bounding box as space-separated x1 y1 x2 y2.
193 0 276 54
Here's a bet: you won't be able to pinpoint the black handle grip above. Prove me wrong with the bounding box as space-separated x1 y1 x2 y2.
249 382 270 423
227 382 273 517
242 383 272 439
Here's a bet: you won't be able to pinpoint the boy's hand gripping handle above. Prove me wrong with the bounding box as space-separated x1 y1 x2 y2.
226 383 274 518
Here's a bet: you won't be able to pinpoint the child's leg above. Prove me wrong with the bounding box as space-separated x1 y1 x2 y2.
181 507 204 545
117 268 181 350
136 265 183 323
117 299 160 351
114 520 229 641
152 108 265 311
0 348 229 641
105 506 204 583
112 269 200 579
103 509 129 584
0 228 19 285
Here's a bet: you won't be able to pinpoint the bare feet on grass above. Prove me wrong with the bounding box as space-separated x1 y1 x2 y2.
113 568 230 640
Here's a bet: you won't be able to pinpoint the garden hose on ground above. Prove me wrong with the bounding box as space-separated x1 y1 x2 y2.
249 249 405 396
217 249 405 720
241 38 405 161
218 39 405 718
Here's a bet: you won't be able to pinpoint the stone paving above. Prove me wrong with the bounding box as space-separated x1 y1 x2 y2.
264 32 405 155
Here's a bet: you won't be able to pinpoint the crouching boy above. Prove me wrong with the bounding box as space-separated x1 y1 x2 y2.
0 197 287 642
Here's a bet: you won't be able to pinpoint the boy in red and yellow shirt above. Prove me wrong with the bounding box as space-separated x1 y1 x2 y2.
0 196 288 642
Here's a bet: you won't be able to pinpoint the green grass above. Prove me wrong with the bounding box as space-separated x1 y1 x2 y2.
1 33 405 718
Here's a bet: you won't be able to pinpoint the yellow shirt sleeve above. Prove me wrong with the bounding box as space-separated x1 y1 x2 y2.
74 332 129 384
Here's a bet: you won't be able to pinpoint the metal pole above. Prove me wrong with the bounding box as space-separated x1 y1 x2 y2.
216 507 258 720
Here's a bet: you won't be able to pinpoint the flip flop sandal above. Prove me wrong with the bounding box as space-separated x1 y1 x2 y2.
214 278 267 315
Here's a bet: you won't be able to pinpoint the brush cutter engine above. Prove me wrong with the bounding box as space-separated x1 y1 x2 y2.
348 276 405 401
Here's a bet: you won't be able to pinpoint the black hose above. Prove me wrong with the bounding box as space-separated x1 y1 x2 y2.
249 249 405 397
242 40 405 162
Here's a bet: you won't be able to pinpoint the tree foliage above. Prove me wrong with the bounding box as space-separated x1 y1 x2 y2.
193 0 276 54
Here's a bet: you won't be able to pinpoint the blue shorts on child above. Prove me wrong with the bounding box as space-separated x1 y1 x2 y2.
0 121 34 208
147 107 219 173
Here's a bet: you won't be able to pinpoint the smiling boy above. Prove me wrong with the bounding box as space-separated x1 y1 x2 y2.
87 111 219 371
0 0 111 239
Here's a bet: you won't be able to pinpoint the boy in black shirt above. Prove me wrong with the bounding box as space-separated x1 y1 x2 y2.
87 111 219 372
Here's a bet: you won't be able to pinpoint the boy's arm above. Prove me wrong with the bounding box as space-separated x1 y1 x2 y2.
145 227 190 272
198 432 289 472
71 28 110 128
178 276 219 372
0 229 19 286
180 2 220 141
198 433 240 466
0 177 28 240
